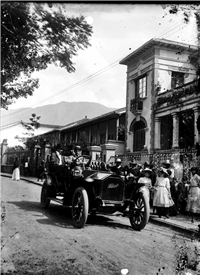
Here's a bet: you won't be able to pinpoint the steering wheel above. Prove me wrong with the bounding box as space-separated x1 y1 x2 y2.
74 155 91 167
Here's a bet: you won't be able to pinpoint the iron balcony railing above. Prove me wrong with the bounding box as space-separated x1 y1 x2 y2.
130 98 143 114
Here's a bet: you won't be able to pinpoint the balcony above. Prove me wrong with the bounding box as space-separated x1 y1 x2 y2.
153 80 199 110
130 98 143 115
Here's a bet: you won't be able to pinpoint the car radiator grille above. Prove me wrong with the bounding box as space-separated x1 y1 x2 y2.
101 177 124 201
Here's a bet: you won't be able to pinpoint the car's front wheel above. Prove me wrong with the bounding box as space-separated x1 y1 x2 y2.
72 187 89 228
129 191 150 231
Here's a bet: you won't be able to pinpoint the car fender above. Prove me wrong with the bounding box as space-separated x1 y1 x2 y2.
71 177 96 205
137 186 150 200
46 175 55 186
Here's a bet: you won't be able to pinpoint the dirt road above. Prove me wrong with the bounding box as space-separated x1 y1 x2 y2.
1 176 197 275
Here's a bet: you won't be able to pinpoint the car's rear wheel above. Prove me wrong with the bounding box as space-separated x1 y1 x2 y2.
129 192 150 231
72 187 89 228
40 181 51 208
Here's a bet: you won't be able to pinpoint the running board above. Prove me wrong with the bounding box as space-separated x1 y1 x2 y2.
48 197 64 204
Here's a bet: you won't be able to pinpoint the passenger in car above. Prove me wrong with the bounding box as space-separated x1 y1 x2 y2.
111 158 124 176
49 144 67 187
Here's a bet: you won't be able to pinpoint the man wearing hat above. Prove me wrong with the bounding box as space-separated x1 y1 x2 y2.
65 145 82 167
111 158 124 176
49 143 66 188
50 143 64 165
164 159 175 180
129 161 142 179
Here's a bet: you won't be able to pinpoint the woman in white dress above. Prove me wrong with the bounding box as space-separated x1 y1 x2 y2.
186 167 200 222
153 167 171 218
12 157 20 181
138 168 152 202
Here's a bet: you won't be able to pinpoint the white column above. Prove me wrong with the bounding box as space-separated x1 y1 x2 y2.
172 112 179 148
105 122 108 142
116 117 119 141
154 117 161 149
194 106 200 144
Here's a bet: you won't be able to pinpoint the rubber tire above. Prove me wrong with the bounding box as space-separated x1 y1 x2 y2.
129 192 150 231
72 187 89 228
40 181 51 209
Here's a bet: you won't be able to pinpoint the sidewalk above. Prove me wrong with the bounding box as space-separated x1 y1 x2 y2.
1 172 200 237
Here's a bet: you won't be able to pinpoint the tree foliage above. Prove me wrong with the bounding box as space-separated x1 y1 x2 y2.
1 2 93 109
15 113 41 149
167 4 200 76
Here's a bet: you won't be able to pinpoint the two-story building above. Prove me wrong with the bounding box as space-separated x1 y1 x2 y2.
119 38 199 159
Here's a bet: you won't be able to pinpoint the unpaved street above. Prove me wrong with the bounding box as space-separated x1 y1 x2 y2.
1 176 197 275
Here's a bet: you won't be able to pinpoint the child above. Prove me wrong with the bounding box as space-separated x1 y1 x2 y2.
153 167 171 218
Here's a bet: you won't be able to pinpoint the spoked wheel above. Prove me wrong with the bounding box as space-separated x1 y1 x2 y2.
40 181 51 209
72 187 89 228
129 192 150 231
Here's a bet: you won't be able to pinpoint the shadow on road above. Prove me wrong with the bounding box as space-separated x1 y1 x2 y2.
86 214 134 232
7 200 135 232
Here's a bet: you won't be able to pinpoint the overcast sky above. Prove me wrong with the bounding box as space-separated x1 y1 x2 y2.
9 3 198 110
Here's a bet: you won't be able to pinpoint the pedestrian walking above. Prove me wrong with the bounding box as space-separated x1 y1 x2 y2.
186 167 200 223
37 160 46 181
24 159 30 176
153 167 171 218
12 157 20 181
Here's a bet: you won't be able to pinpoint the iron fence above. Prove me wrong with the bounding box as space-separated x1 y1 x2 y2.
115 149 199 181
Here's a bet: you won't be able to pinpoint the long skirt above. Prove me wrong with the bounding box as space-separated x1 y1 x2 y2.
186 187 200 214
153 186 170 208
12 168 20 181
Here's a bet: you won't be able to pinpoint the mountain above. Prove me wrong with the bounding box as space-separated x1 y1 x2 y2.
1 102 117 127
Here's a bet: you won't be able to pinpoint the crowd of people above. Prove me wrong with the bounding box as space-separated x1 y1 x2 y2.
107 158 200 221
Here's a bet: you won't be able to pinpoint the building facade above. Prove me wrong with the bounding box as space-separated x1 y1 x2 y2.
0 121 61 148
3 38 198 173
38 108 126 162
119 38 199 157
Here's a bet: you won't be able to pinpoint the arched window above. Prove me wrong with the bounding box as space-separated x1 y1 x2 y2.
133 121 146 151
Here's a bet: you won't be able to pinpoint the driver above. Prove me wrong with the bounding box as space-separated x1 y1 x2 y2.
65 145 82 166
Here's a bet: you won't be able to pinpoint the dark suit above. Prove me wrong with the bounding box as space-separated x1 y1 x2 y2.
111 165 123 176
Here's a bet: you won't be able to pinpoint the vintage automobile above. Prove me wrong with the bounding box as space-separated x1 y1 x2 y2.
40 155 150 231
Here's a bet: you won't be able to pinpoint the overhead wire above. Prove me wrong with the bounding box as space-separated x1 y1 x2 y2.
2 21 189 119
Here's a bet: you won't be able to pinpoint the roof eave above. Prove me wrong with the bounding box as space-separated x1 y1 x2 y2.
119 38 198 65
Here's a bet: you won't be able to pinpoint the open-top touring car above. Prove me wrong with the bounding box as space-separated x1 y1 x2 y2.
40 155 150 231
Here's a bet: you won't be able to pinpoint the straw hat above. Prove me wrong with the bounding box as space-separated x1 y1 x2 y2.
159 167 169 176
116 158 122 163
143 168 152 174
